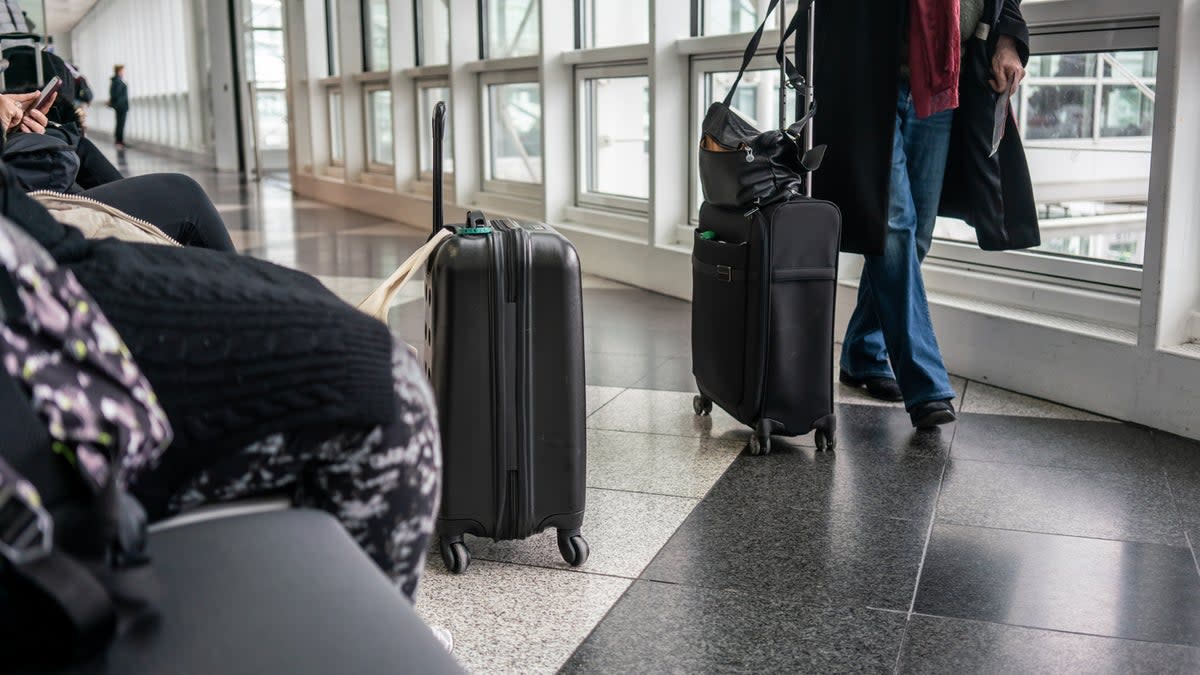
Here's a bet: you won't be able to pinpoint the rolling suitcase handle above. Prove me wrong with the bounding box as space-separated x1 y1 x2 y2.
358 100 456 321
776 0 819 196
431 101 446 238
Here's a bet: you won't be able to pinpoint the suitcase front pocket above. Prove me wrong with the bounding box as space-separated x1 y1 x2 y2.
691 232 749 411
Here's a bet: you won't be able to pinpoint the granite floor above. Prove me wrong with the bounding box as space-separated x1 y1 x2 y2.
105 141 1200 674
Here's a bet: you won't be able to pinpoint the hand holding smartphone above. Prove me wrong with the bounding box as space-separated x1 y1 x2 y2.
26 76 63 113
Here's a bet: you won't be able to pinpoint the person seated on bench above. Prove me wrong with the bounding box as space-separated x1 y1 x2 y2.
0 160 441 604
0 91 237 252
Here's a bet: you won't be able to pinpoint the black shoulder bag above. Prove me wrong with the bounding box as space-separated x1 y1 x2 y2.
698 0 824 210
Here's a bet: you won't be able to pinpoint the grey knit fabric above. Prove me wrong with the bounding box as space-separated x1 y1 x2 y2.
960 0 986 41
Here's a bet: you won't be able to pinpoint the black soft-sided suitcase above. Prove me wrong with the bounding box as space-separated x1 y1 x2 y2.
423 103 589 574
691 2 841 455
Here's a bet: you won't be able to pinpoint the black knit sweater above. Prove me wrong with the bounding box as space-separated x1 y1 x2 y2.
1 172 396 507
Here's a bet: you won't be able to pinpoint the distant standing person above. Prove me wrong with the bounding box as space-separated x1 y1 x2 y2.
109 64 129 149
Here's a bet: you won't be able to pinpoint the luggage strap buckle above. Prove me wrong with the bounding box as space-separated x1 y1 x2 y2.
0 478 53 566
717 265 732 282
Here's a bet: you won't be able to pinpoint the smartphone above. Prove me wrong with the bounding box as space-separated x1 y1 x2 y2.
26 76 63 112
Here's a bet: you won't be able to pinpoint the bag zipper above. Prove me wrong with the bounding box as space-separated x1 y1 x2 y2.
27 190 180 246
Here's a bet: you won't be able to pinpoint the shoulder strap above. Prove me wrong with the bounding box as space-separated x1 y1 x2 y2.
722 0 783 106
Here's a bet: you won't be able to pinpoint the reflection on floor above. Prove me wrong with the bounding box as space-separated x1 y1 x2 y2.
104 140 1200 673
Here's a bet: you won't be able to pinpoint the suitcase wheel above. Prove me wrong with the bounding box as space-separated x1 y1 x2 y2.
813 413 837 453
692 395 713 417
557 528 590 567
746 433 770 456
814 428 836 452
440 536 471 574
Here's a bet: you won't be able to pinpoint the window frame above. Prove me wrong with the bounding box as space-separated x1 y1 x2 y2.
416 77 453 182
326 85 345 167
413 0 451 67
479 0 541 60
480 68 544 200
360 0 391 73
325 0 340 77
577 0 650 50
363 83 395 174
574 62 650 215
688 52 787 225
925 22 1159 293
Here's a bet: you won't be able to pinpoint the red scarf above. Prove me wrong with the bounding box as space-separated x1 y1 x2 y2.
908 0 961 118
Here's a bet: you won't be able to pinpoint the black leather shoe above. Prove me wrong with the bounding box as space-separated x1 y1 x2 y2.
909 400 956 428
839 370 904 402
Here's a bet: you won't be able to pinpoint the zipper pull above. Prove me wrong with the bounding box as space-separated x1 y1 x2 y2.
744 197 764 219
744 146 755 163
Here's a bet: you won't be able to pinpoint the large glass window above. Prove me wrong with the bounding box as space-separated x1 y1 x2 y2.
328 89 345 163
578 69 649 208
485 80 542 185
485 0 540 58
245 1 288 153
700 0 798 36
933 49 1158 266
362 0 390 71
417 0 451 65
366 88 394 167
580 0 649 48
418 83 454 177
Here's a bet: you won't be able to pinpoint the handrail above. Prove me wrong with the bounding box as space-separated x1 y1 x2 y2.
1099 52 1156 102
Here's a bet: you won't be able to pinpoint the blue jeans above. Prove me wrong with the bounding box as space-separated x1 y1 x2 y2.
840 83 956 409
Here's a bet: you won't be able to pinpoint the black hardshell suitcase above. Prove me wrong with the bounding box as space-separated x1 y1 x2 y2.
692 1 841 455
423 102 589 574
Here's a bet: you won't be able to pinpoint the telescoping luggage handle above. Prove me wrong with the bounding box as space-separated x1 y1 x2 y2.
722 0 819 196
432 100 446 237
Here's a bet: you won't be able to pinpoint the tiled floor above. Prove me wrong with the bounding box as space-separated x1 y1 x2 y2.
106 141 1200 673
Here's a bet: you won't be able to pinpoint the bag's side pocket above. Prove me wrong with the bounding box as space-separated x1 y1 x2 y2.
691 230 749 410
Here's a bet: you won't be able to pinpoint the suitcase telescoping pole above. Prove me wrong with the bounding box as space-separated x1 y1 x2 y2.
431 101 446 238
803 1 815 197
775 1 817 197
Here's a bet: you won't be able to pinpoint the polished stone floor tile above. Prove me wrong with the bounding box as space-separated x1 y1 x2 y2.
314 275 396 307
585 352 669 388
581 275 631 290
938 460 1186 545
227 228 324 252
562 581 907 674
586 428 743 499
466 488 697 578
952 413 1160 473
1158 433 1200 531
632 355 696 393
416 558 631 674
247 232 426 278
643 478 929 610
899 614 1200 675
834 403 953 460
336 223 428 237
585 386 625 417
915 523 1200 646
582 290 690 357
705 443 945 521
960 381 1114 422
586 388 749 444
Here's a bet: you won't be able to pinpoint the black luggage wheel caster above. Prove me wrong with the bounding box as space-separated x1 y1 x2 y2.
814 428 836 452
747 434 770 456
557 529 590 567
440 537 471 574
693 395 713 416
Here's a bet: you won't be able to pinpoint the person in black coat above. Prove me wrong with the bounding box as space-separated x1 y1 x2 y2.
108 64 129 148
812 0 1039 427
